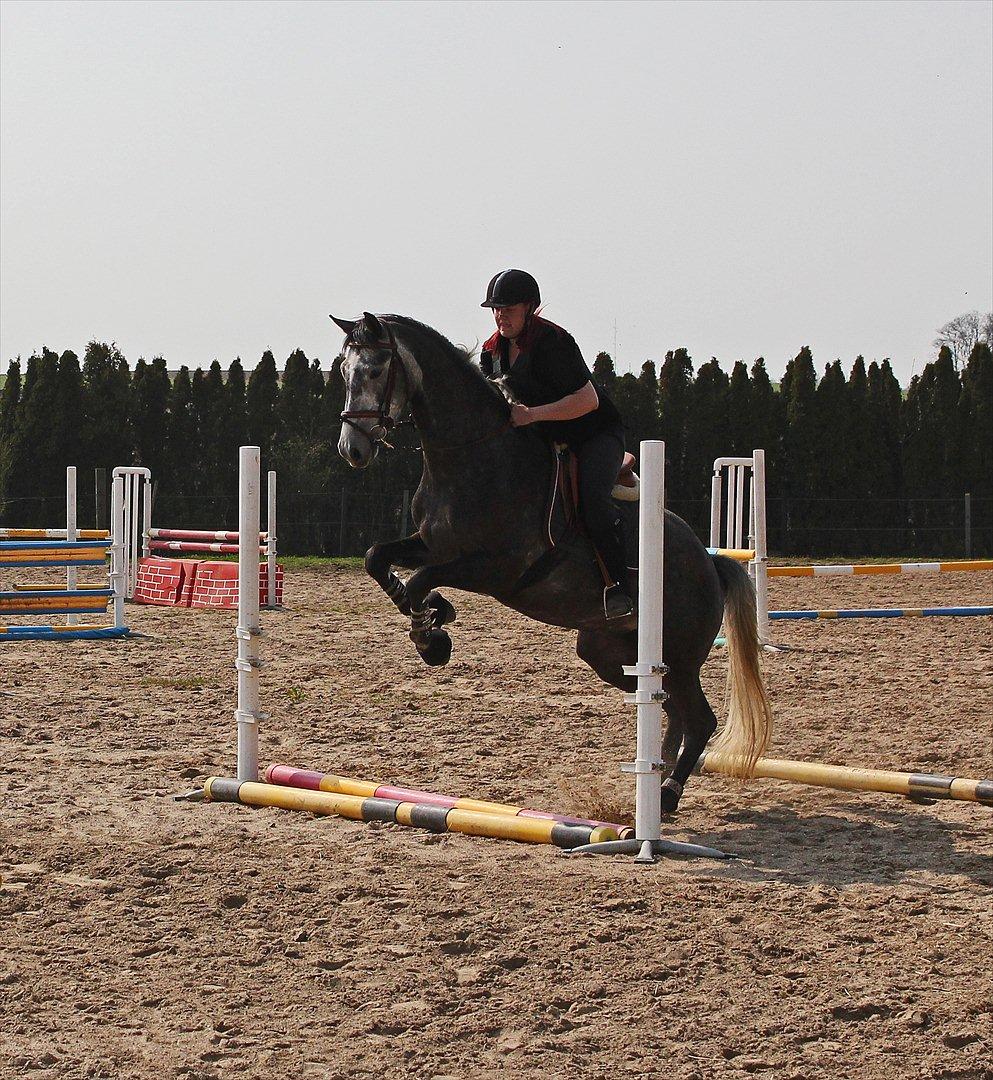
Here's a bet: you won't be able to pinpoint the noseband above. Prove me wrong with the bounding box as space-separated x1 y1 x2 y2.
339 319 407 448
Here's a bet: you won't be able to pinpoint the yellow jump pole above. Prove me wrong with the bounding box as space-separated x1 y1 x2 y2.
204 778 621 849
0 529 110 539
696 753 993 805
12 582 108 591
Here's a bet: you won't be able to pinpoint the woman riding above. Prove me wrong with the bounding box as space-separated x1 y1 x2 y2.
479 268 634 620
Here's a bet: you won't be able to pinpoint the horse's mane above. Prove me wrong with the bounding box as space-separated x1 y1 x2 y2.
358 314 505 403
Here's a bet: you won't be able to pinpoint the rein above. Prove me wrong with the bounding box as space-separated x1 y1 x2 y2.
418 420 513 454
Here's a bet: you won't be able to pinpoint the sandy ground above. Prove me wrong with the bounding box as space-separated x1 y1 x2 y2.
2 565 992 1080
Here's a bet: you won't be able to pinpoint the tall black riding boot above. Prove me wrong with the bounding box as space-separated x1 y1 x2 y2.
598 518 634 620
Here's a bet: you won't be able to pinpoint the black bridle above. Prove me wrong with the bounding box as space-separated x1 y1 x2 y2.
339 318 412 449
339 316 512 454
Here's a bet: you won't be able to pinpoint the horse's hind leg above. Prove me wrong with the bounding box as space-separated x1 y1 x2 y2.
659 667 719 814
576 628 682 766
575 628 636 692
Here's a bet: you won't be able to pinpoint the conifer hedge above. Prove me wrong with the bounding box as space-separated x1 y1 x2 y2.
1 340 990 558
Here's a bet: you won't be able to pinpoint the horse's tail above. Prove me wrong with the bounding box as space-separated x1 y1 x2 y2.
707 554 773 778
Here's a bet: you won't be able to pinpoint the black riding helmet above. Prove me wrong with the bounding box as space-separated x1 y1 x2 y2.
480 269 541 309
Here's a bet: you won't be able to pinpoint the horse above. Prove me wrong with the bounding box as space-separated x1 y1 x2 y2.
332 311 772 813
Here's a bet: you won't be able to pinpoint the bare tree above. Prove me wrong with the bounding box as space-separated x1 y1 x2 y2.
933 310 993 368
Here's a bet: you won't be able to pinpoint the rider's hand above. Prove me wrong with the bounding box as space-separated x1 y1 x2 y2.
510 404 533 427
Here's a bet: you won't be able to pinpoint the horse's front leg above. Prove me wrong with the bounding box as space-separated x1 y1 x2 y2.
365 534 428 616
403 557 487 667
365 535 457 628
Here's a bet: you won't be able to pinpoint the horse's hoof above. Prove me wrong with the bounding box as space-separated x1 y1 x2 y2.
412 629 452 666
659 776 683 814
426 590 457 627
659 788 681 814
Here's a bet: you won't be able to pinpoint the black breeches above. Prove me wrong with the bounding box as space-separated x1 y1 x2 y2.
575 429 628 585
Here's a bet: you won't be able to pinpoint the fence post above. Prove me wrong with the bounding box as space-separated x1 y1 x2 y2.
339 488 347 555
236 447 261 782
964 492 971 558
266 471 277 607
66 467 78 625
94 468 107 530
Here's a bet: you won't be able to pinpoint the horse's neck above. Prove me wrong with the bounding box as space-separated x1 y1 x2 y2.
405 336 506 447
405 333 549 492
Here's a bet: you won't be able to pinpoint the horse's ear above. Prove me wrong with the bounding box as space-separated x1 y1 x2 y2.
361 312 384 337
330 315 357 335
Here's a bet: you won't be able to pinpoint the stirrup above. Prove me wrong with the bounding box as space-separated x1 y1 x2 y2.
603 583 634 620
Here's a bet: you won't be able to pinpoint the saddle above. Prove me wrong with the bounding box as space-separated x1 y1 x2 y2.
513 446 640 595
613 452 640 500
546 447 639 541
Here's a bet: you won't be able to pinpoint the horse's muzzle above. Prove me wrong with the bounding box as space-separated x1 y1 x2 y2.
338 426 377 468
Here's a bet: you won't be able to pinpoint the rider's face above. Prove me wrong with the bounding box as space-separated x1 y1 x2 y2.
493 303 530 341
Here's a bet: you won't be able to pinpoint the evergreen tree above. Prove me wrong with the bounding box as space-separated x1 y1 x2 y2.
319 355 348 473
960 341 992 555
201 361 229 499
611 363 659 461
310 357 327 415
843 357 882 552
727 361 752 456
5 350 64 522
903 346 961 554
749 359 781 463
657 348 694 502
0 360 21 443
276 350 321 439
273 349 326 492
188 368 215 500
748 357 784 550
165 367 196 519
0 359 22 517
592 352 617 396
247 350 280 463
81 341 133 472
54 350 85 469
220 358 250 478
685 358 730 533
811 360 848 552
866 359 904 504
611 373 640 436
132 356 171 480
778 346 818 554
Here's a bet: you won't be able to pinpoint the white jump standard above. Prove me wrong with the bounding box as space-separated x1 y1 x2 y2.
570 441 733 863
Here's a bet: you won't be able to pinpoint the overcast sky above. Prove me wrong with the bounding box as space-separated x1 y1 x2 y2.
1 0 991 386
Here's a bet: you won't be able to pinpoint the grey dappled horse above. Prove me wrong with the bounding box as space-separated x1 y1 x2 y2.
334 313 772 812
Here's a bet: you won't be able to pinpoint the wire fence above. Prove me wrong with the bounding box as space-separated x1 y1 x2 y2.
3 479 989 559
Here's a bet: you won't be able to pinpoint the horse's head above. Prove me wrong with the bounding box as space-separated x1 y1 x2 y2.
332 312 415 468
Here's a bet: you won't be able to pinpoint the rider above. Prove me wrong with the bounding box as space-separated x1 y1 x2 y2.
479 269 634 620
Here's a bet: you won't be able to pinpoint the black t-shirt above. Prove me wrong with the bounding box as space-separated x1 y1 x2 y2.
480 317 622 446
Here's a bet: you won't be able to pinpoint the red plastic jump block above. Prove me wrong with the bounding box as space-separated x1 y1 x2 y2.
134 557 283 609
189 560 284 610
133 557 192 607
